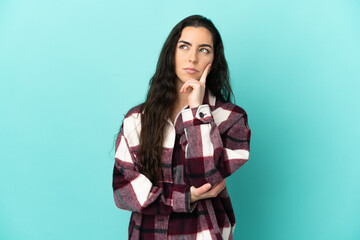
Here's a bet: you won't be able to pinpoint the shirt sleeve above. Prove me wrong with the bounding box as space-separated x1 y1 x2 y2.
112 123 197 215
180 103 251 188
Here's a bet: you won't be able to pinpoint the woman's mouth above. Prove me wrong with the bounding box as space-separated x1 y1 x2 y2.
184 68 199 74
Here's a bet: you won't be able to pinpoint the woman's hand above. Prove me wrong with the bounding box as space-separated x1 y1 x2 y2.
190 178 226 203
180 63 211 108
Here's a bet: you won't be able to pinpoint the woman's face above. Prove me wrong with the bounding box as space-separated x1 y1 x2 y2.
175 26 214 85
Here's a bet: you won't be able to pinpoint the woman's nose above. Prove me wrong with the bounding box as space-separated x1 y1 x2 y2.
188 50 198 63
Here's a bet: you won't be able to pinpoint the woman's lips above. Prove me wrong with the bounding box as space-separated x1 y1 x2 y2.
184 68 198 74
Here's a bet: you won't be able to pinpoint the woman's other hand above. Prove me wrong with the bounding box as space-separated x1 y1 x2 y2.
190 178 226 203
180 63 211 108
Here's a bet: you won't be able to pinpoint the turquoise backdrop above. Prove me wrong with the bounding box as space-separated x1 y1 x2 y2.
1 0 359 239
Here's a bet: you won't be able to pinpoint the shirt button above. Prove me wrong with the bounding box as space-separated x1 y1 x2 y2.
199 112 205 118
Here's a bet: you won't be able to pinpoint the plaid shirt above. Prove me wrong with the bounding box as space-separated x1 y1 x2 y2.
112 90 251 240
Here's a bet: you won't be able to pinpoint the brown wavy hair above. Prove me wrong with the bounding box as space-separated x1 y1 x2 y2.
138 15 233 185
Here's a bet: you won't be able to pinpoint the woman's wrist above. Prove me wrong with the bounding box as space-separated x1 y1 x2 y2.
189 103 200 108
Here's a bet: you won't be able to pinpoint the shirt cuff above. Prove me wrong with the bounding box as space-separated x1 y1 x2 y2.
181 104 214 128
172 185 197 213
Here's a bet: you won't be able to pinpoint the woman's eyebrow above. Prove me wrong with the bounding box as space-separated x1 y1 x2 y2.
178 40 213 49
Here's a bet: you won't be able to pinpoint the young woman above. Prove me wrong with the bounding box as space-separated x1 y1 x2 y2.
112 15 251 240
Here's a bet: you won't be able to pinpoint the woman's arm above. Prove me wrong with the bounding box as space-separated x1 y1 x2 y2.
178 64 251 188
180 104 251 188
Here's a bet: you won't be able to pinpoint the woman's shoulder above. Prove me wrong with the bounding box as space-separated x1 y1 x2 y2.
124 103 143 118
119 104 144 145
121 103 144 132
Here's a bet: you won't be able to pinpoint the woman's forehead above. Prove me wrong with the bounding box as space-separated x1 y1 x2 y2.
178 26 213 46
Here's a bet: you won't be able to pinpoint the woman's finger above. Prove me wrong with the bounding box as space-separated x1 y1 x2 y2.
180 80 202 92
193 183 212 196
201 179 226 198
180 83 191 93
190 179 227 202
199 63 212 84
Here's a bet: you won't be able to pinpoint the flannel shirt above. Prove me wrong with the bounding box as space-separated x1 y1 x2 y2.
112 90 251 240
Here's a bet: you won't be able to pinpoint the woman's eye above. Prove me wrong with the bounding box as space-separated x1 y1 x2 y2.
179 45 188 50
200 48 210 53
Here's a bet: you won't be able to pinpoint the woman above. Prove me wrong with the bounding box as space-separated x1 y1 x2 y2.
112 15 251 240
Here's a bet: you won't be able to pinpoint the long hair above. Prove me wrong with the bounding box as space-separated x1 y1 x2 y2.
138 15 233 185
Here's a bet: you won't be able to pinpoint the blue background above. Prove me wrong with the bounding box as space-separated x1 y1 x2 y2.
1 0 359 239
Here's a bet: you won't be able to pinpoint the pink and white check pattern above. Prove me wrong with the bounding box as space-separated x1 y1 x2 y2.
112 90 251 240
